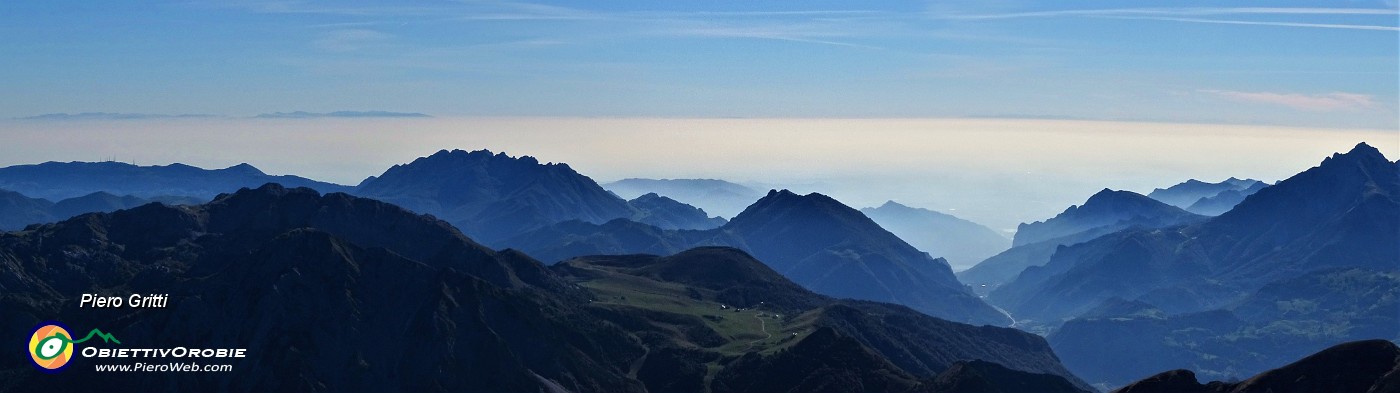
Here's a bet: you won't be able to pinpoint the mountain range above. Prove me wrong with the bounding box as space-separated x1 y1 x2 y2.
1147 178 1268 216
603 178 764 219
552 246 1091 393
502 189 1011 326
1012 189 1202 248
353 149 637 244
1 143 1394 391
991 143 1399 387
0 185 1087 392
0 189 201 230
354 149 727 245
0 161 351 201
958 189 1203 290
860 201 1009 271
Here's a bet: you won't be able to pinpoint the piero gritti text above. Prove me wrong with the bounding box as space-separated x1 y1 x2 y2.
79 293 170 308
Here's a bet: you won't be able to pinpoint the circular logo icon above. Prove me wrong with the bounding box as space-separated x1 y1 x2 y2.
29 322 75 372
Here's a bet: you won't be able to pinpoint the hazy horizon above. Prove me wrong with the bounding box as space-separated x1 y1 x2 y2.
1 116 1393 232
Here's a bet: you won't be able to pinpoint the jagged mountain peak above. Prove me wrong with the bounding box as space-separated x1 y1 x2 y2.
1214 142 1396 226
410 148 554 168
355 149 632 245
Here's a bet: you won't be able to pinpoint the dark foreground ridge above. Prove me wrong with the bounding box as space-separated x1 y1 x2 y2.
0 184 1087 393
1113 339 1400 393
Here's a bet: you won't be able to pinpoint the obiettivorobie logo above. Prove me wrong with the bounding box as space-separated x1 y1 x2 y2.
26 320 248 374
28 321 121 373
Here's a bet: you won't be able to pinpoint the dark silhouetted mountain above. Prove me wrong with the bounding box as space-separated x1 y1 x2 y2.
628 192 727 230
354 149 636 245
0 188 204 230
604 178 763 219
861 201 1010 271
0 161 350 201
555 248 1091 393
1013 189 1202 247
253 110 430 118
506 190 1011 326
1112 339 1400 393
1147 177 1263 209
1184 181 1268 216
959 190 1202 289
0 184 644 392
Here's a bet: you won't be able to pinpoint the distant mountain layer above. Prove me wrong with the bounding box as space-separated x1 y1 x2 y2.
1184 181 1268 216
503 189 1011 326
354 149 637 245
0 161 351 201
959 190 1202 287
861 201 1009 271
1147 177 1265 211
0 186 1087 392
0 189 202 230
627 193 727 230
1013 189 1202 247
1112 339 1400 393
604 178 763 219
0 151 728 248
253 110 430 118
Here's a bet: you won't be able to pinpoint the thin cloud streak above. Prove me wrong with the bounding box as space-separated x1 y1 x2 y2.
936 7 1399 20
1200 90 1380 112
1116 16 1400 31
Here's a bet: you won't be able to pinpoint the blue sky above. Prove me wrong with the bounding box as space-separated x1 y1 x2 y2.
1 0 1397 128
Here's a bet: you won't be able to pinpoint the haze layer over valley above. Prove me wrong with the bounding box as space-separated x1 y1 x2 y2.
1 117 1392 233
